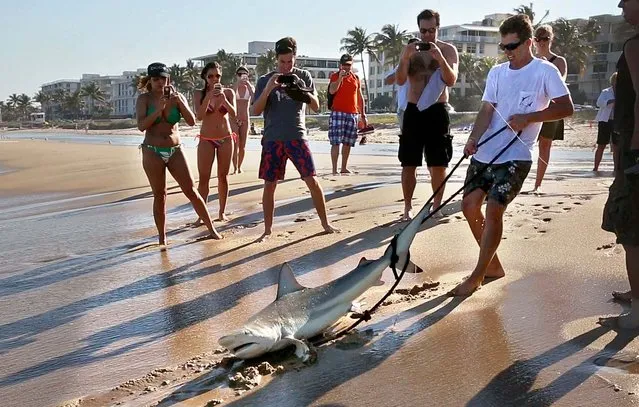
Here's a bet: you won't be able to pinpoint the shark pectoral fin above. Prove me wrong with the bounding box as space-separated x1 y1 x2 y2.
358 257 374 266
282 336 313 362
276 263 307 300
406 260 424 274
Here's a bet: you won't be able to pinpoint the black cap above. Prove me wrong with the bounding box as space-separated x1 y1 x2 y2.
275 37 297 55
339 54 353 65
147 62 169 78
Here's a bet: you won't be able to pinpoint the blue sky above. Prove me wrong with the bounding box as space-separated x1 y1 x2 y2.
0 1 621 102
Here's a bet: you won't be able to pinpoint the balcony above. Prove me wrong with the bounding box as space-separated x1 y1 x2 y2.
440 35 498 44
566 74 580 84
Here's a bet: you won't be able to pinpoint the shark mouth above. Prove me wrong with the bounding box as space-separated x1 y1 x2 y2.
232 342 257 353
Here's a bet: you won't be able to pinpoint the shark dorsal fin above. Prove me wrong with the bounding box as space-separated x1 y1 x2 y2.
276 263 306 300
358 257 373 266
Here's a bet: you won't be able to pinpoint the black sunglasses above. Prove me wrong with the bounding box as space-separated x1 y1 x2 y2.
499 41 523 51
419 27 437 34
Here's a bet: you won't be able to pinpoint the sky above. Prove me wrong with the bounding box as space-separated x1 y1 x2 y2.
0 0 622 103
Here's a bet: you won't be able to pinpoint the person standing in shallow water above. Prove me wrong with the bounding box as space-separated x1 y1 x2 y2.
599 0 639 329
232 66 254 174
136 62 222 246
529 24 568 194
593 72 618 171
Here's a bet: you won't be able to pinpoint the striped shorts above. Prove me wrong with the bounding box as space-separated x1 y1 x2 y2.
328 111 359 147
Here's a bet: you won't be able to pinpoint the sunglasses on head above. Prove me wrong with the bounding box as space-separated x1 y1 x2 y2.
535 36 550 42
419 27 437 34
499 41 523 51
207 73 221 79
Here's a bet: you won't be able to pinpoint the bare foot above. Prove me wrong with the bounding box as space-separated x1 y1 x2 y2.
612 290 632 303
257 232 272 243
209 230 223 240
340 168 352 174
484 264 506 279
332 171 339 176
190 218 203 227
448 276 482 297
215 213 230 222
322 223 341 234
401 208 414 221
238 168 244 174
231 169 237 175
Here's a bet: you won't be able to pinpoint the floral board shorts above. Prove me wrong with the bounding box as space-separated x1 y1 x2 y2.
259 139 316 182
463 158 532 206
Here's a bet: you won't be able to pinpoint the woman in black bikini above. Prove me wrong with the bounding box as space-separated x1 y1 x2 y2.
531 25 568 194
193 62 237 222
135 62 222 246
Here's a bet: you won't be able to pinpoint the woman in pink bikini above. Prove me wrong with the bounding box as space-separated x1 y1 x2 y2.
232 66 254 174
193 62 237 221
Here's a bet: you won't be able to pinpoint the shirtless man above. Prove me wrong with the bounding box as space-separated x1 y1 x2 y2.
396 9 459 220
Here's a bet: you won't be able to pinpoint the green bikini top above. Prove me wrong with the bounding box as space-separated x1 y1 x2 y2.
147 103 181 125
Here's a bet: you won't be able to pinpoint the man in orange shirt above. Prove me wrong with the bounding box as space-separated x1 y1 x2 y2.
328 54 367 175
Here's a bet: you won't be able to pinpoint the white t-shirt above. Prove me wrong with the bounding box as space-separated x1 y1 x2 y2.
474 58 569 164
417 69 446 111
595 87 615 122
385 67 409 111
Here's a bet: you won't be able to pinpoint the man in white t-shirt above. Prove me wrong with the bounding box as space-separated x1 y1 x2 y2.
449 14 574 297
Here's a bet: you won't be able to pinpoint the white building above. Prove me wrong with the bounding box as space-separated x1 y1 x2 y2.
191 41 349 86
41 79 82 118
111 69 145 117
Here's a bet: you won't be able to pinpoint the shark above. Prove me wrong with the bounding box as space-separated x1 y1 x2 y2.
218 203 433 361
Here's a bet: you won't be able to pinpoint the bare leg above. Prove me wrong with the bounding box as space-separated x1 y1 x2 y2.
401 166 417 220
450 199 507 296
330 145 339 175
168 149 222 240
428 166 447 211
259 181 277 242
461 188 505 278
601 245 639 328
594 144 607 171
340 144 352 174
237 120 248 173
534 137 553 191
142 148 168 245
215 139 233 221
303 176 340 234
195 140 215 224
231 120 239 174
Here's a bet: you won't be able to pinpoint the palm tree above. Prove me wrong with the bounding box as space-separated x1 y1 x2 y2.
513 3 549 27
63 91 84 119
256 49 277 77
184 59 202 100
80 82 107 117
374 24 410 106
340 26 377 110
16 94 33 120
168 64 188 94
551 18 600 75
215 50 243 85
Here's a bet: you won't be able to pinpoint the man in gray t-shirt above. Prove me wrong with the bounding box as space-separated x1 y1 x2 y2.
251 36 339 241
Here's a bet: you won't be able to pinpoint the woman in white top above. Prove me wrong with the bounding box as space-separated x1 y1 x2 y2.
593 72 618 171
231 66 254 174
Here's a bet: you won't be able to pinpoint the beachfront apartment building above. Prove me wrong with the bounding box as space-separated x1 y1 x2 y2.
367 13 511 103
111 69 146 118
40 79 82 119
190 41 352 87
567 14 630 104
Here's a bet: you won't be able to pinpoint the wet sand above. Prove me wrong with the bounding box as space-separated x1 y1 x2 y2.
0 138 636 407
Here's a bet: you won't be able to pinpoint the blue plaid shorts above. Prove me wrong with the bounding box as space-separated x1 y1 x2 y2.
328 111 359 147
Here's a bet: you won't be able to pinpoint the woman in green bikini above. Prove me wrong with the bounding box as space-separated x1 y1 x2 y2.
136 62 222 245
193 62 237 221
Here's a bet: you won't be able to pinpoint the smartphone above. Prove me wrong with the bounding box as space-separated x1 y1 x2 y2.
277 74 295 85
240 74 248 81
163 86 172 98
415 42 431 52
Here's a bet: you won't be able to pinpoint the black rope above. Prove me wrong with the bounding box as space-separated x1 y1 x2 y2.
312 125 521 346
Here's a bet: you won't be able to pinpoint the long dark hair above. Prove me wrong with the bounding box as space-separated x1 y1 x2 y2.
200 62 222 105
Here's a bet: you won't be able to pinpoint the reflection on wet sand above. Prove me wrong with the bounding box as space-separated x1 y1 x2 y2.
0 140 637 407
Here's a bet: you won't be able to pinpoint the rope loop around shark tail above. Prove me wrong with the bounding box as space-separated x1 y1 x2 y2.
389 235 400 280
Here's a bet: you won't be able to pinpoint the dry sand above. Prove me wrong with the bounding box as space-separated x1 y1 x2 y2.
0 136 636 407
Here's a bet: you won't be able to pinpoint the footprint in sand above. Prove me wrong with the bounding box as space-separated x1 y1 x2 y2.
294 218 308 223
597 243 616 250
542 218 552 222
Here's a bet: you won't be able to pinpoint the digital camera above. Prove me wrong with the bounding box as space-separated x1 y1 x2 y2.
276 74 296 85
415 42 431 52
